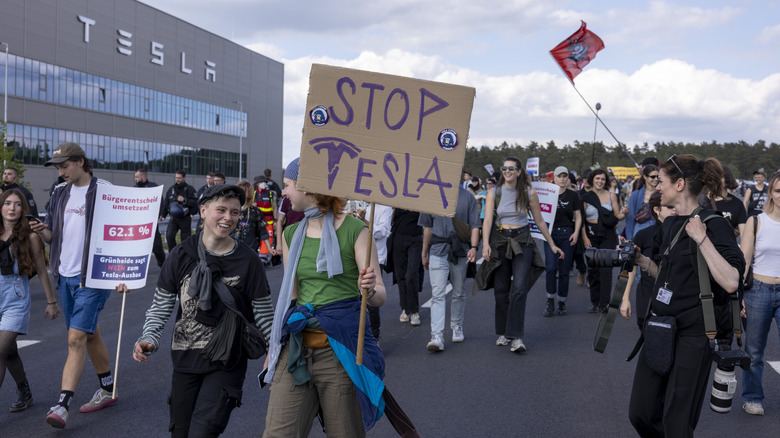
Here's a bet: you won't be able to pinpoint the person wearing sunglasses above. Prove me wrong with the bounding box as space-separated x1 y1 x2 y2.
479 157 563 353
628 154 744 437
625 164 660 240
581 168 629 313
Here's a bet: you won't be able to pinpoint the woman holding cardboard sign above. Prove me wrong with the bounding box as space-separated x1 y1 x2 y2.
263 158 387 437
482 157 563 353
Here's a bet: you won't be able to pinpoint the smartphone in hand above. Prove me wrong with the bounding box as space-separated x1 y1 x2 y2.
257 368 268 389
25 215 40 223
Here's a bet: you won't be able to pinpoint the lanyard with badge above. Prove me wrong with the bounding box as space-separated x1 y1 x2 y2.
655 207 703 305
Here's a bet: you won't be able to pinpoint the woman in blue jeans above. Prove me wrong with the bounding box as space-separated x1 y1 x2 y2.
543 167 582 317
740 170 780 416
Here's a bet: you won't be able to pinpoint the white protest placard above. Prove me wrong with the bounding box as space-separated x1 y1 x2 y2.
528 181 559 240
526 157 540 176
297 64 476 217
85 185 164 289
484 164 495 176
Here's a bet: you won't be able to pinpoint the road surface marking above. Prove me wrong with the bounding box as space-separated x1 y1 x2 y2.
17 340 41 349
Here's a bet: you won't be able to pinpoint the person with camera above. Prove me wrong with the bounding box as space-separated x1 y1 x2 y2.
542 166 582 317
481 157 563 352
627 155 745 437
740 170 780 416
581 168 629 313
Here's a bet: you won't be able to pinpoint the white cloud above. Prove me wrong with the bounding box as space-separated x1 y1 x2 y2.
758 23 780 44
277 50 780 166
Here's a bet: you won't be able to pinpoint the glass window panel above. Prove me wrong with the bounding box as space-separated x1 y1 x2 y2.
47 63 54 102
24 58 32 98
13 56 23 96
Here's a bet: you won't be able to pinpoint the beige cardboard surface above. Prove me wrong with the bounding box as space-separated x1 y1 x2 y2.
297 64 476 217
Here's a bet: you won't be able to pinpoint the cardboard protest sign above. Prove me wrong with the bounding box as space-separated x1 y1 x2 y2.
297 64 476 217
526 157 539 176
85 185 163 289
528 181 559 240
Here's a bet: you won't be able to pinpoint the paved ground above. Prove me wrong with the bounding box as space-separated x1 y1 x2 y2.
2 239 779 437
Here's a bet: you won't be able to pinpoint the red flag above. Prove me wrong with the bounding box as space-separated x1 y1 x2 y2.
550 21 605 83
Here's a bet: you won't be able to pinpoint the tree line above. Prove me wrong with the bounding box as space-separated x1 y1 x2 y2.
464 140 780 180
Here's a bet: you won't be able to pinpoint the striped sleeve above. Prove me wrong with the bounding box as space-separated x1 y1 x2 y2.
252 295 274 344
137 287 177 354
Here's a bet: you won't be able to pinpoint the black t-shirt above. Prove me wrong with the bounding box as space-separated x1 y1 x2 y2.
553 189 581 228
392 208 421 236
714 197 747 232
157 235 270 373
633 222 660 291
747 184 768 217
650 210 744 332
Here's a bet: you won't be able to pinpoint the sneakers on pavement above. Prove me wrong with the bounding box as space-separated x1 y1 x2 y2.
399 310 409 323
410 313 421 326
46 405 68 429
543 298 555 317
557 301 568 316
79 388 117 413
427 335 444 352
743 401 764 416
452 326 464 343
496 335 510 346
587 304 599 313
510 338 527 353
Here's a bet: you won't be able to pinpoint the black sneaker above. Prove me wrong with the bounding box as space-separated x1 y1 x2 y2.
543 298 555 317
557 302 568 316
587 304 599 313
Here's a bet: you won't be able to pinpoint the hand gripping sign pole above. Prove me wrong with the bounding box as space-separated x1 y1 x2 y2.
356 203 376 365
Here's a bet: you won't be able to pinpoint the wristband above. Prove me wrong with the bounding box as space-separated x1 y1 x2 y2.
470 245 478 249
366 288 376 301
697 235 709 246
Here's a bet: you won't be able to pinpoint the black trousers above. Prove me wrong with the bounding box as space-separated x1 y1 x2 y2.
166 216 192 251
169 366 246 438
392 233 423 314
587 230 618 307
152 229 166 267
628 335 712 438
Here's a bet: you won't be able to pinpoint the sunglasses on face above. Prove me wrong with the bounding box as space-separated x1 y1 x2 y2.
647 174 659 179
666 154 686 179
501 166 519 172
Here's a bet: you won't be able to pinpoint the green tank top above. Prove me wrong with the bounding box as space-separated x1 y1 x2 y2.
285 214 366 308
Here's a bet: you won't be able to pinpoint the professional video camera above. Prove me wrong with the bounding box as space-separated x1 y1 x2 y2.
710 336 751 413
584 240 635 270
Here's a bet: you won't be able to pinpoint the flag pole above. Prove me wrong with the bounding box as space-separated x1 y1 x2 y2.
356 203 375 365
112 290 127 400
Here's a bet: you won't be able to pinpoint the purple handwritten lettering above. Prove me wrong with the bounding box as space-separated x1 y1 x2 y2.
355 158 376 196
384 88 409 131
361 82 384 130
417 88 449 141
330 77 356 126
416 156 451 209
402 153 419 199
380 153 399 198
310 137 362 189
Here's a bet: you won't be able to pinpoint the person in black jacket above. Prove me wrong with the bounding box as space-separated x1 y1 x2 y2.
134 169 166 267
628 155 745 437
161 170 198 251
1 167 39 217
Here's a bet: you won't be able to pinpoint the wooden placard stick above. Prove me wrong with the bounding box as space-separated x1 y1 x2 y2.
356 203 376 365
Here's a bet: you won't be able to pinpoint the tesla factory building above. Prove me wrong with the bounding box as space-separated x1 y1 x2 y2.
0 0 284 205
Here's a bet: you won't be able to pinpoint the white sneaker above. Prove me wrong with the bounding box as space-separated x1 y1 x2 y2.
410 313 421 326
452 326 464 343
427 335 444 352
496 335 510 346
399 311 409 323
510 338 527 353
743 401 764 416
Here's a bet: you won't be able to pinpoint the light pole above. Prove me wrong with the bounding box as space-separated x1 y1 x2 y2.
591 102 601 165
1 42 8 124
233 100 243 180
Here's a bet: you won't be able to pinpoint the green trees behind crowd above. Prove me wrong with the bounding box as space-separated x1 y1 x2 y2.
464 140 780 180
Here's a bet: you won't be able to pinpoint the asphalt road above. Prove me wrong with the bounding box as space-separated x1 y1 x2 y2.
2 241 779 437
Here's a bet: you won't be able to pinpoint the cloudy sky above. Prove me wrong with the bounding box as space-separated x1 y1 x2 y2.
145 0 780 166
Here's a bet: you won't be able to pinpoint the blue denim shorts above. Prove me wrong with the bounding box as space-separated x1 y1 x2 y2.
0 273 31 334
58 275 111 334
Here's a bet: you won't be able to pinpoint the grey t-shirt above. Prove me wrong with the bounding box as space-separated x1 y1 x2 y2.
418 187 481 257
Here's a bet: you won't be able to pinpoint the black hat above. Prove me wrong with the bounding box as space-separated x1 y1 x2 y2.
254 175 268 184
198 184 246 207
641 157 659 167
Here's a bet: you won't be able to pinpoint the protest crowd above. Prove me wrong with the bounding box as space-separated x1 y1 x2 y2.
0 135 778 438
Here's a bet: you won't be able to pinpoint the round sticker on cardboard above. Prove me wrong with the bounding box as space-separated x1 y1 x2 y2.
438 129 458 150
310 105 329 126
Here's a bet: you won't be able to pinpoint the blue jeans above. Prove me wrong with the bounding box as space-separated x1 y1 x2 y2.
544 226 575 301
428 254 467 337
742 279 780 403
58 275 112 334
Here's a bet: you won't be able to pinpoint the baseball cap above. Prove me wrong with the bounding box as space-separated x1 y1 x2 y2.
198 184 246 207
44 142 86 167
554 166 569 176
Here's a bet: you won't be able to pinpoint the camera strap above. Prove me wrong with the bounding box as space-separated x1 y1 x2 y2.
593 268 631 353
